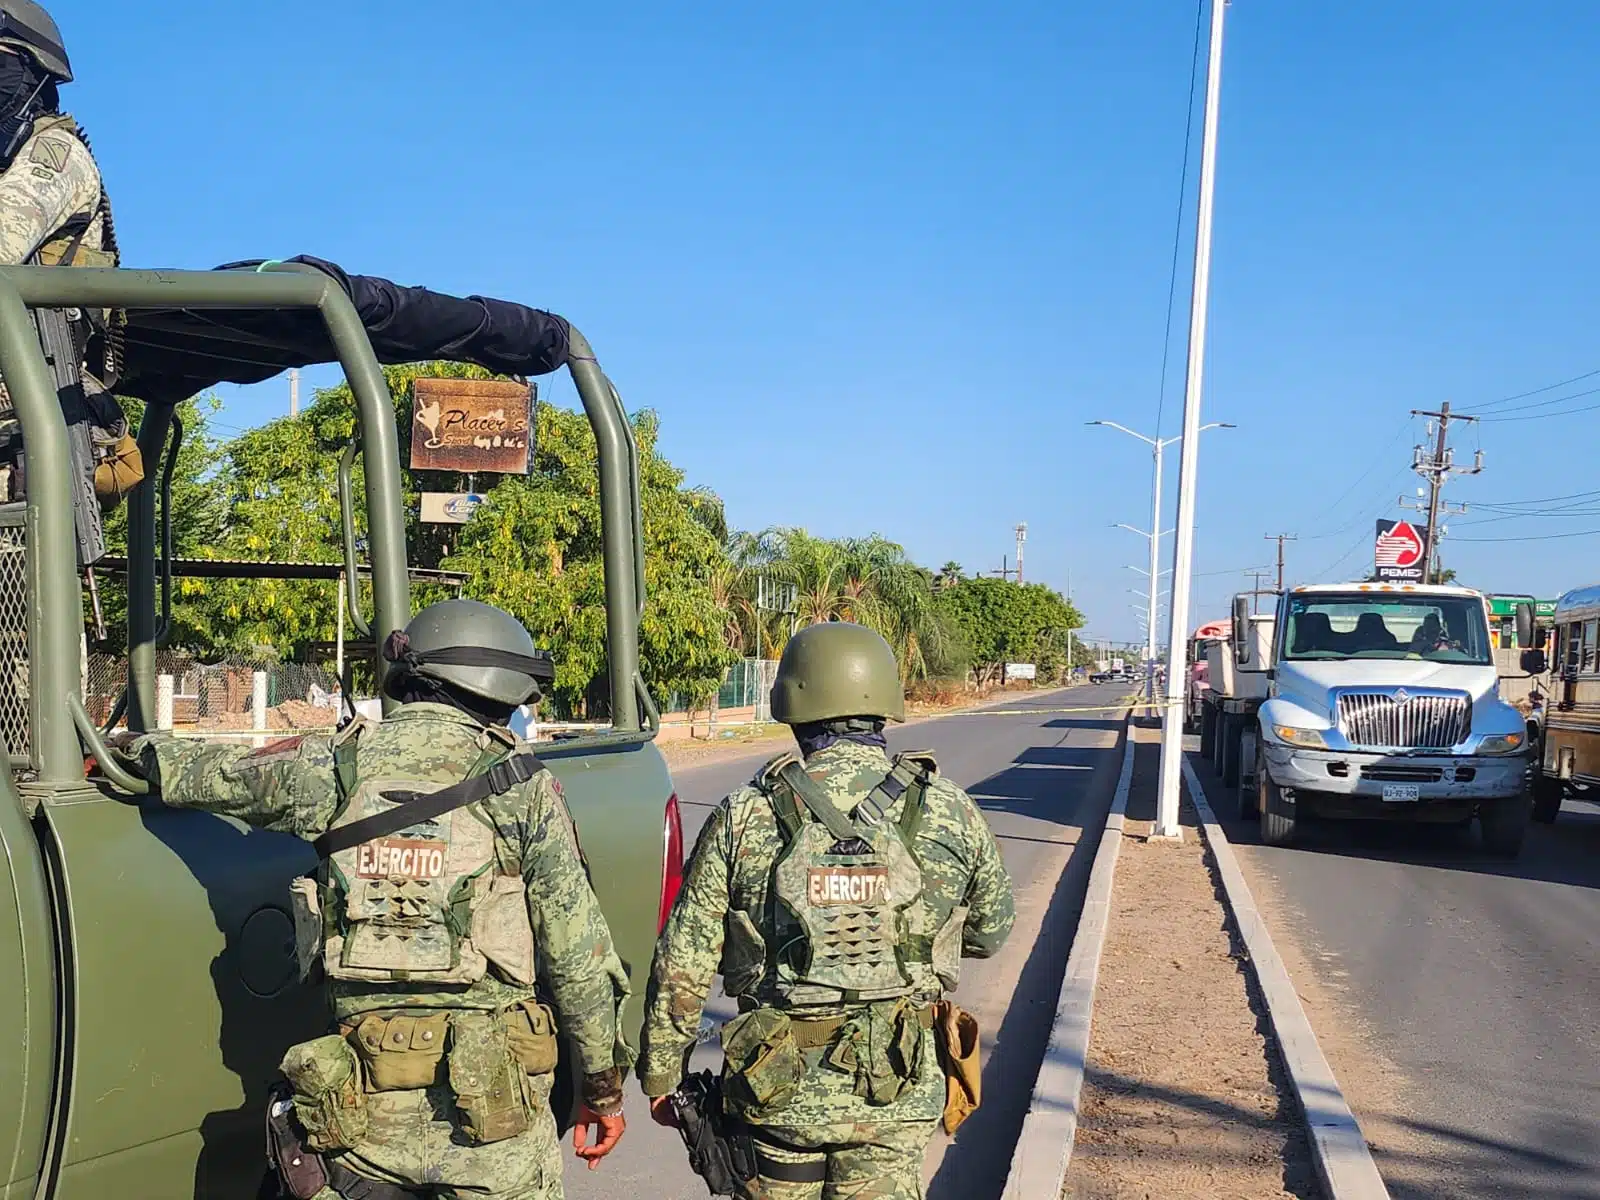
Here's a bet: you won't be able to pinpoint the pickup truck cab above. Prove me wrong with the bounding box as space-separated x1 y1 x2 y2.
0 259 683 1198
1247 583 1533 856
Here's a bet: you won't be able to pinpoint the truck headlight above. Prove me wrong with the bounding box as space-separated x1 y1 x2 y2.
1477 733 1524 755
1273 725 1328 749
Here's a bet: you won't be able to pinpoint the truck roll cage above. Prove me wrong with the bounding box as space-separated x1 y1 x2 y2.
0 260 655 794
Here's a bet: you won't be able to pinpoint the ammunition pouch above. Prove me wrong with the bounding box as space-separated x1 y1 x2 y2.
447 1010 531 1145
347 1012 449 1092
933 1000 982 1134
823 999 928 1106
720 1007 806 1117
279 1035 368 1153
669 1070 760 1197
504 999 560 1076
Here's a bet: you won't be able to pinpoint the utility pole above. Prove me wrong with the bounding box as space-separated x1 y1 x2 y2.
1248 569 1267 613
289 368 300 417
1014 522 1027 584
1154 0 1228 841
1407 401 1482 583
1264 532 1296 591
990 556 1017 582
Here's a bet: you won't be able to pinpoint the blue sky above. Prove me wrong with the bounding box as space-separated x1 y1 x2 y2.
61 1 1600 644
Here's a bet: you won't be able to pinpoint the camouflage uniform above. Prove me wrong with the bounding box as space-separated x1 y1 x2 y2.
130 701 631 1200
0 110 103 263
639 739 1016 1200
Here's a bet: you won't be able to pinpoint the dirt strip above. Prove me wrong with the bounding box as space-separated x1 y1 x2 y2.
1062 726 1319 1200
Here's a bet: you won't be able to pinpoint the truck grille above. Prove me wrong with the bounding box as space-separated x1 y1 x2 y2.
1336 691 1470 750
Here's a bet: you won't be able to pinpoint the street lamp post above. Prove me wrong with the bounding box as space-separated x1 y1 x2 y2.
1094 419 1234 711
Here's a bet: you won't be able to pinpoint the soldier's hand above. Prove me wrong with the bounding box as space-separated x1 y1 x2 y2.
649 1095 679 1129
572 1104 625 1169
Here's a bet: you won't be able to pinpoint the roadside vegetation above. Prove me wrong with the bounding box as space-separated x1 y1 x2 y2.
96 365 1088 719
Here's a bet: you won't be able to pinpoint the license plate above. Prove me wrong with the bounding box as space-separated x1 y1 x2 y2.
1381 783 1420 802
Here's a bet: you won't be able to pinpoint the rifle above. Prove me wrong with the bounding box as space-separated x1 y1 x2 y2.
32 305 107 566
669 1070 759 1196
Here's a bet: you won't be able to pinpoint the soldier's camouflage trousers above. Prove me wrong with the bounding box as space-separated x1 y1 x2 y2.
306 1073 563 1200
737 1120 938 1200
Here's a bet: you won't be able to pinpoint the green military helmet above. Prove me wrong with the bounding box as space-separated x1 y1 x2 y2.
383 598 555 708
0 1 71 82
770 621 906 725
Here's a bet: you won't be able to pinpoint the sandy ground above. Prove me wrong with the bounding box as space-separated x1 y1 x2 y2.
1062 730 1319 1200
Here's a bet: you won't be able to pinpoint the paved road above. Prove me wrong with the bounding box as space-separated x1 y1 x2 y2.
1188 744 1600 1200
562 684 1131 1199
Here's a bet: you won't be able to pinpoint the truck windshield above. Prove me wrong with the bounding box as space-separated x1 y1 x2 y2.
1281 595 1492 665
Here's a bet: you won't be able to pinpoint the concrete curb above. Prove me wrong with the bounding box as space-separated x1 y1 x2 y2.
1180 754 1392 1200
1000 716 1136 1199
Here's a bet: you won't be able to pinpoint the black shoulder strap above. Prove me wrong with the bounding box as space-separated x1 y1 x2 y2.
312 752 547 861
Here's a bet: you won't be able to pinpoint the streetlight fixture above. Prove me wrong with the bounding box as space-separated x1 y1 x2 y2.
1093 419 1235 709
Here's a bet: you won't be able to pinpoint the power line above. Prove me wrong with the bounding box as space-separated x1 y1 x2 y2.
1452 527 1600 543
1152 0 1207 443
1479 393 1600 423
1460 366 1600 414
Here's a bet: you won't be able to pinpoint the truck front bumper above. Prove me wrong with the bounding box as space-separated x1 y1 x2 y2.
1262 743 1528 811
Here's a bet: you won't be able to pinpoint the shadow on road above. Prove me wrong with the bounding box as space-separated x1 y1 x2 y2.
927 719 1127 1200
1189 748 1600 892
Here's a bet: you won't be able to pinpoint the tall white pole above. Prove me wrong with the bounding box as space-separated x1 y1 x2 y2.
1155 0 1228 839
1146 439 1162 709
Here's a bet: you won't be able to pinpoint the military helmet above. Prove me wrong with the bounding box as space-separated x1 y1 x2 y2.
770 621 906 725
382 599 555 708
0 1 70 83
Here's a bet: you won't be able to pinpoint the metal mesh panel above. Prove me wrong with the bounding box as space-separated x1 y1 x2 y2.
0 528 27 760
1336 690 1470 750
0 528 25 761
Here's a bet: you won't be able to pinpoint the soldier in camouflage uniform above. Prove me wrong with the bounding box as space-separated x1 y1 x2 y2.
0 1 141 541
640 622 1016 1200
124 600 630 1200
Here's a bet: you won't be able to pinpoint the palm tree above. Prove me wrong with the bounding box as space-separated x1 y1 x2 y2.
937 561 964 589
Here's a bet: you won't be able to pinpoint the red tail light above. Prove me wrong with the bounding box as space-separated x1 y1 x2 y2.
659 792 685 934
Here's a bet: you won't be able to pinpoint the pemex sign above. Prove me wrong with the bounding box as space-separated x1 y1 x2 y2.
1374 519 1431 583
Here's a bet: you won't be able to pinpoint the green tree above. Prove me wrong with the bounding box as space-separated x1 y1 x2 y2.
148 363 735 716
93 393 228 652
936 577 1083 686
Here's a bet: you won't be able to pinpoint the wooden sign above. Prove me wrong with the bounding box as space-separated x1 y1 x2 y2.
410 378 533 475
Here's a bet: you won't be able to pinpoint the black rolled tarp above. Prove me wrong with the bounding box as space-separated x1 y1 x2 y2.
115 254 572 404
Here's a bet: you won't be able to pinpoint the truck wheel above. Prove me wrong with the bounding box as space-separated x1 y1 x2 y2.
1259 751 1296 846
1219 715 1242 788
1237 741 1260 821
1200 704 1217 760
1531 772 1563 824
1479 795 1530 858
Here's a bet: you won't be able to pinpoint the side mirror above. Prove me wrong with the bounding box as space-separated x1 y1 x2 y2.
1534 626 1548 650
1514 602 1534 649
1521 648 1548 675
1232 594 1250 665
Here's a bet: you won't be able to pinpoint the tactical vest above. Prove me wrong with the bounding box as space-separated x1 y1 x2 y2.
748 752 936 1010
299 721 538 988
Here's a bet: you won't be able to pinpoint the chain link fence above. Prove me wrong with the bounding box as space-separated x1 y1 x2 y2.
86 651 345 738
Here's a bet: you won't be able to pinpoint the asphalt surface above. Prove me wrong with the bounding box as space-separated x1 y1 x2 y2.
561 683 1132 1200
1188 741 1600 1200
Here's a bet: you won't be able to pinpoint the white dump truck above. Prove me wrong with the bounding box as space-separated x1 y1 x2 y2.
1199 600 1276 789
1241 582 1534 857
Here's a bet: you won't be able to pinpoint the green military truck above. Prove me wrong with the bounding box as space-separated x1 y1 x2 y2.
0 259 684 1198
